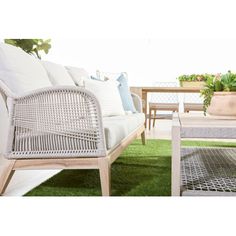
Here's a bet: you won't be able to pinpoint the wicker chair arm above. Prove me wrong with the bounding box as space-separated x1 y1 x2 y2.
5 86 106 158
131 92 142 113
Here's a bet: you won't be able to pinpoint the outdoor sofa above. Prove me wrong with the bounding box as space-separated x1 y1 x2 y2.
0 43 145 196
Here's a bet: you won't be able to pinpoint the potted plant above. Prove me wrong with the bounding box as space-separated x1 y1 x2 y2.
177 74 214 88
201 71 236 117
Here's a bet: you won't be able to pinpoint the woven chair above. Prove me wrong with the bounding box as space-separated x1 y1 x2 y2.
0 42 146 196
183 93 204 113
0 81 145 196
149 82 179 130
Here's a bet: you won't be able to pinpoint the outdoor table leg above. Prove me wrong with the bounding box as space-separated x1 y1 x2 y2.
142 90 147 127
171 115 181 196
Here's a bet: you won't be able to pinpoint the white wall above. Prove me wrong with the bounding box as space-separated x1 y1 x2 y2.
2 1 236 88
43 38 236 86
1 37 236 86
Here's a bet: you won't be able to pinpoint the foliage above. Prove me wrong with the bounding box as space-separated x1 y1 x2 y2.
200 71 236 114
4 39 51 59
201 77 215 114
177 74 214 83
220 71 236 91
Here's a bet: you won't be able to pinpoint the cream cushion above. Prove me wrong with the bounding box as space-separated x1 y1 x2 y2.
0 93 9 154
41 61 75 86
84 79 125 117
0 43 51 94
97 70 128 81
103 113 145 149
66 66 90 86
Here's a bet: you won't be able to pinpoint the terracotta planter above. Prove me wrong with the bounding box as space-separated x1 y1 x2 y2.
180 81 205 88
207 92 236 117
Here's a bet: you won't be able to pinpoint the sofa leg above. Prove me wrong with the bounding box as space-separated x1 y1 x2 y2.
0 157 15 195
141 131 146 145
98 158 111 196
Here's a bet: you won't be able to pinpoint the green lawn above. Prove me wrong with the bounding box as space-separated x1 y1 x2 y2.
25 139 236 196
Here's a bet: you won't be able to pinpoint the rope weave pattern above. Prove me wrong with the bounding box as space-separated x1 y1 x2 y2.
7 87 106 159
181 147 236 193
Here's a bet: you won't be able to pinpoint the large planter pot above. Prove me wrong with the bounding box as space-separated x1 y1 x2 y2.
207 92 236 117
180 81 205 88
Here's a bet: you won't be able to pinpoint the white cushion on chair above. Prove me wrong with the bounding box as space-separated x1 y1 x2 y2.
0 43 51 94
103 113 145 149
84 79 125 117
66 66 90 86
41 61 75 86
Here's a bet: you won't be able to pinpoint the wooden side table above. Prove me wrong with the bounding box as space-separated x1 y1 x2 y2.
171 113 236 196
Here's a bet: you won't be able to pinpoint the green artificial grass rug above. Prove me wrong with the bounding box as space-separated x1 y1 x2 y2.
25 139 236 196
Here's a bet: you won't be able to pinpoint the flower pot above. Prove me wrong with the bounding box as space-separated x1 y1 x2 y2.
180 81 205 88
207 92 236 117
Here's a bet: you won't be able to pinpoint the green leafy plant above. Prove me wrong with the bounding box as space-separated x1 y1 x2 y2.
201 76 215 114
201 71 236 114
177 74 214 86
220 71 236 91
177 74 214 82
4 39 51 59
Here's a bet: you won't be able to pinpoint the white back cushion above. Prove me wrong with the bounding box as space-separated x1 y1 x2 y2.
84 79 125 117
97 70 128 81
0 93 9 154
0 43 51 94
66 66 90 86
41 61 75 86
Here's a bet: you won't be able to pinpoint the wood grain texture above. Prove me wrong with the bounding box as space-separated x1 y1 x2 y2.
98 157 111 196
13 158 99 170
0 157 16 195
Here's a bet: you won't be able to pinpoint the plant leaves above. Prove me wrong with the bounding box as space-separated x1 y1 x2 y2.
4 39 51 59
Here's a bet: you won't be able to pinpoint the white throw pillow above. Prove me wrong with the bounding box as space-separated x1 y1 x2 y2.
66 66 90 86
84 79 125 117
41 61 75 86
0 43 51 95
97 70 128 81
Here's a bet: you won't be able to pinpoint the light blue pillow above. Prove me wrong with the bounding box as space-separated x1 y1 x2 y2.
117 74 136 113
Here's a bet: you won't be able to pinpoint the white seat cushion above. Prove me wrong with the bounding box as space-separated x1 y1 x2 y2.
0 43 51 94
66 66 90 86
103 113 145 149
41 61 75 86
84 79 125 117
